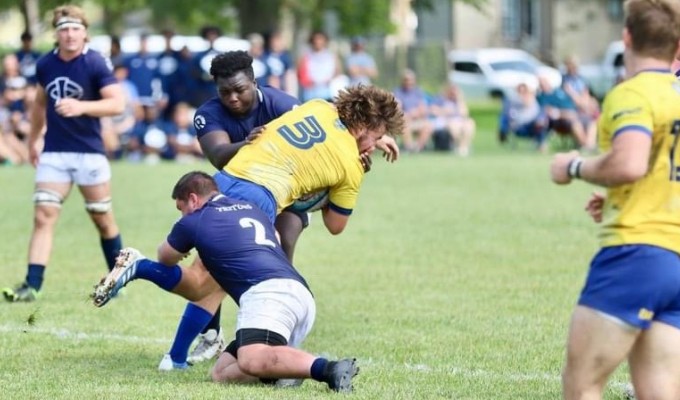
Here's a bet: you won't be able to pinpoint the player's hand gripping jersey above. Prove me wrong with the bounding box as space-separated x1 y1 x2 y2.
225 99 365 215
598 71 680 253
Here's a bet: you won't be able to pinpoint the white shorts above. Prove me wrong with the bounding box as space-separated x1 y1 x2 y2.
236 279 316 348
35 152 111 186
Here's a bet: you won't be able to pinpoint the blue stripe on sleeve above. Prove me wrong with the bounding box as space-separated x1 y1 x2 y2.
612 125 652 139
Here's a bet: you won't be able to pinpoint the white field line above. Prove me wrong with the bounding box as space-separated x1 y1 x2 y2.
0 324 171 344
0 324 629 389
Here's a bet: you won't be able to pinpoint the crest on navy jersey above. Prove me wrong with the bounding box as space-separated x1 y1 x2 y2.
194 114 206 130
45 77 84 101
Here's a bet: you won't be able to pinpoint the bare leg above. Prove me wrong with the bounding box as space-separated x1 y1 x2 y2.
28 182 72 265
562 306 637 400
629 321 680 400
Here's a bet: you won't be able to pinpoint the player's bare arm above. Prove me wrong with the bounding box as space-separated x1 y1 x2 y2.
199 130 246 170
157 240 188 266
551 131 651 186
321 208 350 235
27 85 47 167
585 192 606 223
55 83 125 118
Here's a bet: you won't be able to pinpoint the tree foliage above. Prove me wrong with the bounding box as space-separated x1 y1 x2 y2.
2 0 490 39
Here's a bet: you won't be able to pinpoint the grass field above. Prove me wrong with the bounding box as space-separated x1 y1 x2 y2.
0 109 632 399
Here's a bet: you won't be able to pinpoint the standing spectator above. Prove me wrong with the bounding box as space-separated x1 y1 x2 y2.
2 4 125 302
297 31 342 102
15 31 41 85
190 25 222 107
429 82 475 156
265 30 296 96
393 69 434 153
108 35 124 67
246 33 272 87
166 45 196 112
124 33 160 107
345 36 377 86
156 29 182 121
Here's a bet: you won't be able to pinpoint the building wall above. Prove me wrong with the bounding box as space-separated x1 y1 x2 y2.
452 2 503 49
552 0 623 64
450 0 623 65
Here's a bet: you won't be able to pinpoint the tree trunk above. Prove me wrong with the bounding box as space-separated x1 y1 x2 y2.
20 0 40 37
237 0 282 37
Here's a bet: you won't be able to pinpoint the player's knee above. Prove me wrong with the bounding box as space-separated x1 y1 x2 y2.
33 189 63 209
236 347 269 377
85 197 112 214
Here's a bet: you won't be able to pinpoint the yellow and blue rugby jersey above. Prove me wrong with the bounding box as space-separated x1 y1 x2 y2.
225 99 365 214
598 70 680 254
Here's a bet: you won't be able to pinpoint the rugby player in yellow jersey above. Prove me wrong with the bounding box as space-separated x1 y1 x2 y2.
550 1 680 398
215 84 404 235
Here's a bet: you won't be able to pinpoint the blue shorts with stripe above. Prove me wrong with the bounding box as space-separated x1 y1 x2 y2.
578 244 680 330
213 172 277 225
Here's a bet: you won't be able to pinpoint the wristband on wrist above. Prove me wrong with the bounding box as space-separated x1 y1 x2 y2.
567 158 583 179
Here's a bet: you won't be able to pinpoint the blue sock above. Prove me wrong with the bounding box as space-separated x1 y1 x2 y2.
100 235 122 271
169 303 213 364
201 305 221 334
134 259 182 291
25 264 45 291
310 358 329 382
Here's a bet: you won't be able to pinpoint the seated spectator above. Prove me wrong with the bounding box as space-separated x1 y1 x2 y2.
429 82 476 156
536 75 593 150
101 63 141 159
562 55 599 150
499 83 549 152
166 102 202 163
130 103 174 164
393 69 434 153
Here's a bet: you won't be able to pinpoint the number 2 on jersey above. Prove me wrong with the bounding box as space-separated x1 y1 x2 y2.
670 119 680 181
277 115 326 149
239 218 277 248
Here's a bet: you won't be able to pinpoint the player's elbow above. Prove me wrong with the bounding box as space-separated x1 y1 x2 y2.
322 211 349 235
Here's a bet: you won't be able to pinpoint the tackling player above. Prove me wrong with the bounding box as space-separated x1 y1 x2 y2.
93 172 359 392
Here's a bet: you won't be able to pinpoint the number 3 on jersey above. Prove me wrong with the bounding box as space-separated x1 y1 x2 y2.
670 119 680 181
277 115 326 149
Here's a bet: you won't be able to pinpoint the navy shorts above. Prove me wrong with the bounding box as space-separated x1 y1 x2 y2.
213 172 277 225
578 244 680 329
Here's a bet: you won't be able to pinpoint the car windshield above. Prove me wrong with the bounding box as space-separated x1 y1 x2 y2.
489 60 536 73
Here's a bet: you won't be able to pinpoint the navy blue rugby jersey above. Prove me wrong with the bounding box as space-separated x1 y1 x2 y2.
167 194 309 303
36 46 117 154
193 86 299 143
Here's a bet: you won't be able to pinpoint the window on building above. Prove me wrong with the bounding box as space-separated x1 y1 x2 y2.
607 0 624 19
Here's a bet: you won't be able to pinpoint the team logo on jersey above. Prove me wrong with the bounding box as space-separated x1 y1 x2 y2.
45 77 84 101
194 114 206 130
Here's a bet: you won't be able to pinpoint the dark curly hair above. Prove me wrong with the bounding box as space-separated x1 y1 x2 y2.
210 51 254 81
334 85 404 137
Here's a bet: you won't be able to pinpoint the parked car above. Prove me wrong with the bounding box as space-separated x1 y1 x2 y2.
448 48 562 100
88 34 249 57
576 40 624 100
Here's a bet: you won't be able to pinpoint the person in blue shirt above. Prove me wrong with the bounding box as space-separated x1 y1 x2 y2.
15 31 41 85
92 171 359 393
2 4 125 303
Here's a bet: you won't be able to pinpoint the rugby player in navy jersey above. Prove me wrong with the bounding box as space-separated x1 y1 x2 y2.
93 171 359 392
3 4 125 303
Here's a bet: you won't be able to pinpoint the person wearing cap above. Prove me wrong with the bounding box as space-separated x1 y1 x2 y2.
345 36 378 87
2 4 126 303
